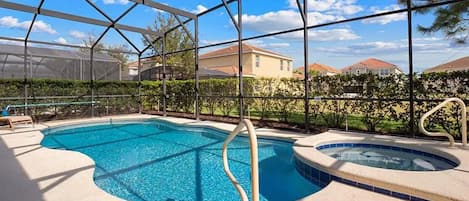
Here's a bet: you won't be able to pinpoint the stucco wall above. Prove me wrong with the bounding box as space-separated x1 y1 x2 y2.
199 53 251 74
251 53 292 78
199 52 292 78
344 67 402 76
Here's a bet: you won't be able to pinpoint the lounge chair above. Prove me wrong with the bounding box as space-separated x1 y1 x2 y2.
0 115 33 129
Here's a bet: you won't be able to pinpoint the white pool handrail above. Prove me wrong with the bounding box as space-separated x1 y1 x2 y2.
222 119 259 201
419 98 467 146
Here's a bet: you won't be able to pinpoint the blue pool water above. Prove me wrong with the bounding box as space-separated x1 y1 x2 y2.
318 143 457 171
41 120 321 201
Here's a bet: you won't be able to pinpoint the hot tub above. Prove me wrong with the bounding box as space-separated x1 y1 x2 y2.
293 130 468 201
317 143 458 171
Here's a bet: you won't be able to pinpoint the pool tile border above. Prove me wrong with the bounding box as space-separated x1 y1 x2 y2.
294 157 429 201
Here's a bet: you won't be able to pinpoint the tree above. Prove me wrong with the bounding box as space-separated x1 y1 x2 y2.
399 0 469 44
143 13 195 79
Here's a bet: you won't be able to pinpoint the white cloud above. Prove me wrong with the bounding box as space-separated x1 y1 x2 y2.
201 39 235 46
315 37 469 56
288 0 363 15
268 42 291 48
152 8 164 13
103 0 129 5
240 10 343 34
279 28 359 41
362 5 406 25
54 37 68 45
309 29 359 41
0 16 57 34
0 38 24 46
192 5 208 14
238 9 359 42
246 40 291 49
69 30 87 39
151 2 171 13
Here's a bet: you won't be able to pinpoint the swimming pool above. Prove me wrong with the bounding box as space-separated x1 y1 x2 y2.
317 143 457 171
41 119 321 201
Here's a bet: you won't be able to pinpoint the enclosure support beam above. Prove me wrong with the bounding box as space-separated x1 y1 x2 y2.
142 0 461 60
23 44 28 115
194 17 200 120
115 28 141 53
138 54 142 114
0 36 139 54
90 49 95 117
173 14 195 43
297 0 310 133
92 28 111 49
80 59 83 81
140 0 237 54
130 0 197 19
1 55 8 79
22 0 44 116
0 1 157 35
407 0 415 137
162 34 167 117
222 0 240 32
237 0 244 120
223 0 244 120
86 0 142 54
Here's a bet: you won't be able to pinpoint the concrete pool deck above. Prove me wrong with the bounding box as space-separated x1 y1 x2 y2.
0 114 438 201
295 130 469 201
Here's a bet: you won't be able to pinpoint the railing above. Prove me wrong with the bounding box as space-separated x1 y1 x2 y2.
222 119 259 201
419 98 467 146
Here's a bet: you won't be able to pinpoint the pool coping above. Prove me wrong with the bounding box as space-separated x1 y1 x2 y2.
0 114 409 201
294 130 469 201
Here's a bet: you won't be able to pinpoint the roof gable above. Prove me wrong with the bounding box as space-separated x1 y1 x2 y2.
200 43 291 60
297 63 340 74
424 56 469 72
343 58 401 72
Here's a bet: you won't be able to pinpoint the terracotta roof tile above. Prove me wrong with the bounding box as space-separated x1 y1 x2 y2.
200 43 291 59
424 56 469 73
296 63 340 74
342 58 401 72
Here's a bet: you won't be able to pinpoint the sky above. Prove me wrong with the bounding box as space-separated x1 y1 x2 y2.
0 0 467 72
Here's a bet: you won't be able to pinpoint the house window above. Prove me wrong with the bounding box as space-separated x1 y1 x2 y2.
381 69 390 76
255 55 260 67
287 61 291 71
280 60 284 70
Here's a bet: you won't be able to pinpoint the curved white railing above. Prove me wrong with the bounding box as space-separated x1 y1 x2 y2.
222 119 259 201
419 98 467 146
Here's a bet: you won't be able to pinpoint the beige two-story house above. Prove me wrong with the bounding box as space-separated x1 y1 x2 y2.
199 43 294 78
342 58 403 77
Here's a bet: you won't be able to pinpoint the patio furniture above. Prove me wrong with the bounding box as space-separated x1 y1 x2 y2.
0 115 33 129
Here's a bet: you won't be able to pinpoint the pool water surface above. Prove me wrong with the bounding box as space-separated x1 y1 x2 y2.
318 143 457 171
41 120 321 201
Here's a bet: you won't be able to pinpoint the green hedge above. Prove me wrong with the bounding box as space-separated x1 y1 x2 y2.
1 71 468 137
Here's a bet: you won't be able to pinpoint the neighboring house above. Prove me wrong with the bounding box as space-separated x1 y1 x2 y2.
127 61 139 77
342 58 403 77
126 58 161 80
199 43 294 78
294 63 340 79
424 56 469 73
